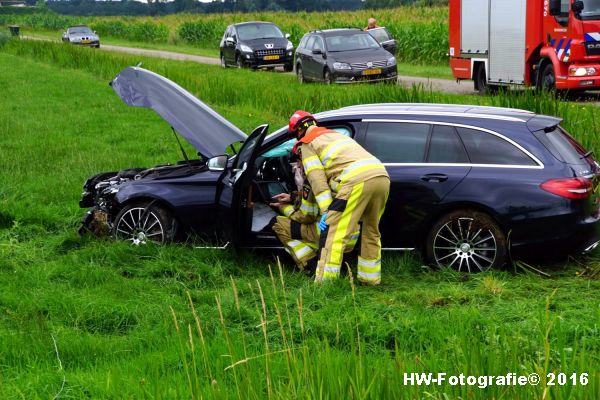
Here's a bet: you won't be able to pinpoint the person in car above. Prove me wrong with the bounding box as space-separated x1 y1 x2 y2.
289 111 390 285
270 149 359 274
364 18 379 31
270 151 321 272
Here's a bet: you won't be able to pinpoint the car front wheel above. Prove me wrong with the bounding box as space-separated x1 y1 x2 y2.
297 64 305 83
323 68 332 85
236 55 244 69
425 210 507 272
220 54 227 68
114 203 177 245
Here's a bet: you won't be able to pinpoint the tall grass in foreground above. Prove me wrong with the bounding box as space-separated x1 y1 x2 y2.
169 261 598 399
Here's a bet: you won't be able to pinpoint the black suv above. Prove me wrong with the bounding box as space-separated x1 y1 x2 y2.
220 21 294 71
295 29 397 84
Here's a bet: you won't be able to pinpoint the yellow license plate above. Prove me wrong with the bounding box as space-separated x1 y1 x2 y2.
264 55 280 61
362 68 382 76
82 40 91 44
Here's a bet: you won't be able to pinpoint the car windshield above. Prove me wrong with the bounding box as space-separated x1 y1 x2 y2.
69 27 93 34
237 24 283 40
582 0 600 19
367 28 391 43
325 33 381 52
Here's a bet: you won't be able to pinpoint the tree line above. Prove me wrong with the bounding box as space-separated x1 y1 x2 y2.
44 0 447 17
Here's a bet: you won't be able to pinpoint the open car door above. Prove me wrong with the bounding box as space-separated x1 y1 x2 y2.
216 124 270 247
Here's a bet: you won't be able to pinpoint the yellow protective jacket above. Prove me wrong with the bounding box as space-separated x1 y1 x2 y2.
298 126 389 214
279 183 319 224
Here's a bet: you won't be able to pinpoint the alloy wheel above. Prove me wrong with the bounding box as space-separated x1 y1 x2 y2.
114 207 165 245
431 217 498 272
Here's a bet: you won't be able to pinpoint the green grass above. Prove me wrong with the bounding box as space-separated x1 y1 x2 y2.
1 42 600 398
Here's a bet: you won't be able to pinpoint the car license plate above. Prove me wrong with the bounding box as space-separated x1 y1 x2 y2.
264 55 280 61
362 68 382 76
82 40 91 44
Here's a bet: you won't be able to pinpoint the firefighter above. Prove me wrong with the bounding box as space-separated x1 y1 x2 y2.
288 111 390 285
270 150 359 273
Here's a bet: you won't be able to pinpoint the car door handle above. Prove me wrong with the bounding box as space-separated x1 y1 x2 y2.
421 173 448 183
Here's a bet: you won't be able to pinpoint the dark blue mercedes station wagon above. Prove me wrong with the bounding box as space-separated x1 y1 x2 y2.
80 67 600 272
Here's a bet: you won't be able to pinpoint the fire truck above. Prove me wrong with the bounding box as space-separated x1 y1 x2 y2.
449 0 600 93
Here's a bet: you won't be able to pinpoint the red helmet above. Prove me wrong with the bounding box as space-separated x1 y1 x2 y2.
288 110 315 134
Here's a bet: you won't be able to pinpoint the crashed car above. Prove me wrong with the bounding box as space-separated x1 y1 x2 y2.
80 66 600 271
62 25 100 48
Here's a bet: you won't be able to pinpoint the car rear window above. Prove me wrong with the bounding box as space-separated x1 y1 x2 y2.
541 126 590 165
457 127 538 166
364 122 430 163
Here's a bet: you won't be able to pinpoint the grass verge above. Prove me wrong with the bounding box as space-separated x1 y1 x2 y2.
0 42 599 399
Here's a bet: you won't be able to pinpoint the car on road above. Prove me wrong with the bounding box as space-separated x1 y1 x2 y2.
365 27 397 55
79 66 600 272
219 21 294 71
294 28 397 84
62 25 100 48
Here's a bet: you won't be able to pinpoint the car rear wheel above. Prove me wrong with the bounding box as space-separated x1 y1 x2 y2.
297 64 305 84
425 210 507 272
114 203 177 245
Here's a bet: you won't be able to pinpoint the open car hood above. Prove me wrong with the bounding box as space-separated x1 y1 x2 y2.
110 67 246 158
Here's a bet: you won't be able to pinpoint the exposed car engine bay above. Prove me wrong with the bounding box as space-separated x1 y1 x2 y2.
79 160 207 237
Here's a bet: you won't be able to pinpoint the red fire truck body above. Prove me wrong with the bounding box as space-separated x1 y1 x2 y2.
449 0 600 92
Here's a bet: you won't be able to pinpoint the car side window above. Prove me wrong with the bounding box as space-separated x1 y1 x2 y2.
314 36 325 52
363 122 430 163
427 125 469 163
305 36 317 51
456 127 537 166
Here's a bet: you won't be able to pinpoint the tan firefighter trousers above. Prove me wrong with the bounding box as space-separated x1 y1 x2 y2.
316 176 390 284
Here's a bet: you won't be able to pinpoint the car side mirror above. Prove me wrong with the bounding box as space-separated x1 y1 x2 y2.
549 0 562 15
226 37 235 45
207 155 229 171
285 33 291 39
94 30 97 34
572 0 584 14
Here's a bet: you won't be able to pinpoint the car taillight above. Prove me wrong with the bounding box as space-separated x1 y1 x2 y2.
540 178 593 200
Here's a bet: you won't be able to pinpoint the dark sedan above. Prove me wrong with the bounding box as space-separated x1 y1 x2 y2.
80 67 600 272
62 25 100 48
295 28 397 84
220 21 294 71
